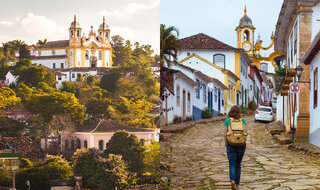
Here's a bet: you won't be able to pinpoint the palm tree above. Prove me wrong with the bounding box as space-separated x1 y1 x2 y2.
2 42 12 66
10 39 25 51
160 24 180 67
37 38 47 45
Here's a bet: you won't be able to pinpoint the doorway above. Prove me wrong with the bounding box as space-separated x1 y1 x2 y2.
183 90 186 119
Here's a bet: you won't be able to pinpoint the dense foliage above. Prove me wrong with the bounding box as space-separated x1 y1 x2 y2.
43 155 73 180
201 107 212 119
73 149 137 189
15 168 50 190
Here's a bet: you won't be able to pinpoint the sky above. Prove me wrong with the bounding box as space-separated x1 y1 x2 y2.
0 0 160 54
161 0 283 48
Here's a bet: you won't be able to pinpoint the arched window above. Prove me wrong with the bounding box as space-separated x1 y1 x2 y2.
61 63 64 69
98 140 104 150
71 140 75 151
71 30 74 37
244 30 250 41
84 140 88 149
213 54 225 69
176 84 180 107
85 50 89 59
99 51 102 60
53 63 56 69
106 33 108 38
77 30 80 37
76 138 81 149
65 140 69 151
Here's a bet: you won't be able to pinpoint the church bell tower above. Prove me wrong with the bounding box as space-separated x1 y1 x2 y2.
235 6 255 56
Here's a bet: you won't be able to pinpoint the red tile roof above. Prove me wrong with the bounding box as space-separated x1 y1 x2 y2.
180 33 236 50
34 40 69 49
76 120 153 133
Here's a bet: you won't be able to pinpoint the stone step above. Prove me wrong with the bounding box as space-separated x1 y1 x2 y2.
274 135 292 145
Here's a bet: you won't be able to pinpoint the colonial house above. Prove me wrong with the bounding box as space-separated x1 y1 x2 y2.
249 65 263 106
12 15 112 69
177 33 251 112
61 120 159 152
300 31 320 148
5 70 17 86
54 67 109 88
275 0 319 142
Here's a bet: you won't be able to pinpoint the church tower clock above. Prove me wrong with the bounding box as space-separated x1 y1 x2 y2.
235 6 255 56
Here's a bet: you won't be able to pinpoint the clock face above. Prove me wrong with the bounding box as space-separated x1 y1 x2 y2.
243 42 251 51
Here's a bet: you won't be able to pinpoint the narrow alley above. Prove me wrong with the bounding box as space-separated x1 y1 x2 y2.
161 115 320 190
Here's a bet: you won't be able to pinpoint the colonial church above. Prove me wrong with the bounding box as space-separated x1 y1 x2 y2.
235 6 282 73
19 15 112 69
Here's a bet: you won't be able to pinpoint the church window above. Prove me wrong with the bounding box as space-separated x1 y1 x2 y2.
91 47 95 54
99 140 104 150
71 30 74 37
244 30 249 41
100 32 102 36
52 50 56 55
77 30 80 37
53 63 56 69
71 140 75 151
106 33 108 39
72 73 75 78
58 76 61 81
61 63 64 69
85 50 89 59
213 54 225 69
176 84 180 107
314 67 318 108
99 51 102 60
84 140 88 148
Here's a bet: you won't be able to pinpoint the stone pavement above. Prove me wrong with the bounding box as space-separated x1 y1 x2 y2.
160 115 320 190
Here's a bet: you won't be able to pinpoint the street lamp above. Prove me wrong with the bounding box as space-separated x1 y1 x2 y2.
295 65 304 81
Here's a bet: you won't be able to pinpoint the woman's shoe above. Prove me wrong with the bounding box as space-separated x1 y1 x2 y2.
231 180 237 190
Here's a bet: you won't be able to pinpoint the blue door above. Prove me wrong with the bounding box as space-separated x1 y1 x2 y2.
218 91 221 112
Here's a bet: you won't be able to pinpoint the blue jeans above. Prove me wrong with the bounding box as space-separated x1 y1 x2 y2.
226 144 246 185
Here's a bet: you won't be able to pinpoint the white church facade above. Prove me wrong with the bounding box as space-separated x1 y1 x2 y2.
14 15 112 69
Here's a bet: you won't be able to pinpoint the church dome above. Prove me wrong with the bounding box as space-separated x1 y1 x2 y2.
70 21 80 28
238 6 254 28
239 16 253 28
99 23 109 30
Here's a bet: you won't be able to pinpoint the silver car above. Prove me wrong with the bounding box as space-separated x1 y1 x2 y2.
255 106 274 122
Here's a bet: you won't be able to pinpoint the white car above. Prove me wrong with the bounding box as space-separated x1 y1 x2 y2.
255 106 274 122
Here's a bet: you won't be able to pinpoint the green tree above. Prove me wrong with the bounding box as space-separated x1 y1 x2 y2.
43 155 73 180
0 161 13 187
25 91 84 124
85 75 96 86
0 87 20 110
19 44 30 60
14 59 32 69
17 65 55 87
142 140 160 184
61 81 77 94
160 24 180 67
37 38 47 45
15 168 50 190
104 131 144 177
73 149 137 189
100 71 121 93
111 35 132 66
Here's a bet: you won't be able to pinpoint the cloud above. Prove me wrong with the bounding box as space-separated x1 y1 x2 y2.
0 21 14 26
0 13 67 44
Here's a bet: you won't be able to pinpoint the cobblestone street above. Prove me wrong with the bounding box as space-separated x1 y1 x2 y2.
160 115 320 190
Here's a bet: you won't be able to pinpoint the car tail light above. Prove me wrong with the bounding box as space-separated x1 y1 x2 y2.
270 112 273 115
255 111 259 114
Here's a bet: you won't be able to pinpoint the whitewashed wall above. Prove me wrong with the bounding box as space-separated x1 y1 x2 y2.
309 51 320 147
32 59 67 69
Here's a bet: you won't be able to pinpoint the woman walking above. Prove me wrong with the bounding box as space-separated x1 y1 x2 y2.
224 106 248 190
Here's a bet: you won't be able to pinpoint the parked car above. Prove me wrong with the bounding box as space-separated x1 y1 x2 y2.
255 106 274 122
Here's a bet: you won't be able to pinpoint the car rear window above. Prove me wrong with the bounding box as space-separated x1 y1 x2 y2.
258 107 272 112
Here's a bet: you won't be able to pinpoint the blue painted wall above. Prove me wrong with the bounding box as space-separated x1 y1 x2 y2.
193 106 219 120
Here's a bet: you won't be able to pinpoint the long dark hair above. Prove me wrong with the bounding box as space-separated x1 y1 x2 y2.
228 106 241 119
